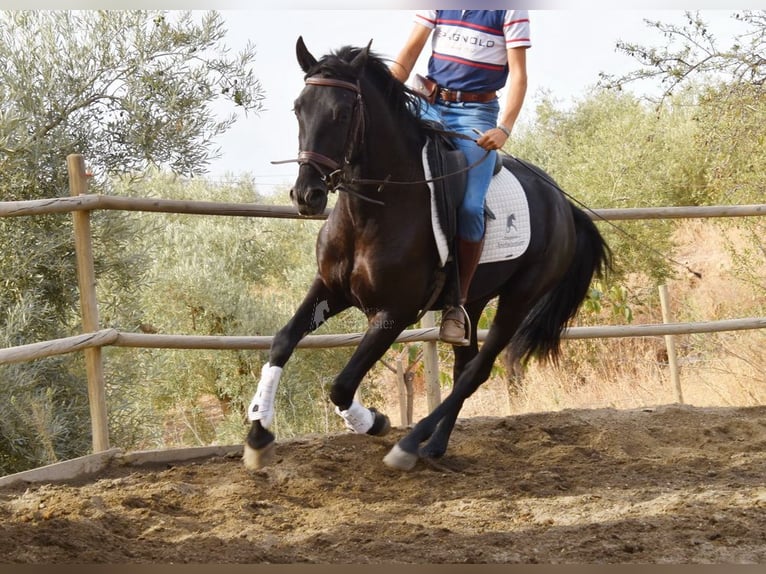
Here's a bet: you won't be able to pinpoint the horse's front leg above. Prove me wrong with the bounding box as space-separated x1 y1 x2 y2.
329 309 413 437
243 277 349 470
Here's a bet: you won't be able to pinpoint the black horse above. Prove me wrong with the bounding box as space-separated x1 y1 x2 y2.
243 37 610 471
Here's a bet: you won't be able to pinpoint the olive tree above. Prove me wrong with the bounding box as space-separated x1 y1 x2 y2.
0 10 264 474
600 10 765 292
600 10 765 101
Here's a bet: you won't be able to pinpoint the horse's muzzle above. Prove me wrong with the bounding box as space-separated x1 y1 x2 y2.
290 166 329 216
290 183 328 216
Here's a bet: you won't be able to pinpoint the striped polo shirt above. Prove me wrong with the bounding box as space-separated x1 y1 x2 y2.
414 10 531 92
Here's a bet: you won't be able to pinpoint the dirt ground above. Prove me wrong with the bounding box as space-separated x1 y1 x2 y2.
1 403 765 564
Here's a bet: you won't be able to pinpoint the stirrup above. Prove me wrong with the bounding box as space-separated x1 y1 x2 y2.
439 305 471 346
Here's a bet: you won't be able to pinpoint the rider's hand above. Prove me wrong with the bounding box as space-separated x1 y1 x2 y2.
476 127 509 151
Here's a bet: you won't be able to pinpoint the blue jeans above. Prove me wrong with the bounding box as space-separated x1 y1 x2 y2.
420 99 499 242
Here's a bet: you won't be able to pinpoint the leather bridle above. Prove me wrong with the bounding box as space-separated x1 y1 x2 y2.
273 74 492 203
273 76 366 192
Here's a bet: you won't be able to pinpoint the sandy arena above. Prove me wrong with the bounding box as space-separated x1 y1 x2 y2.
1 404 765 563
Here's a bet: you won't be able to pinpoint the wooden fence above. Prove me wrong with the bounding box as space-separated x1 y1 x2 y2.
1 154 765 454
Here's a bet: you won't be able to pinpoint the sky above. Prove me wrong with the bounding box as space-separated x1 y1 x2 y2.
205 10 750 191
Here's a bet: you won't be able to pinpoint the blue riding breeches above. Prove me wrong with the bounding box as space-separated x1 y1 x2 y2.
419 98 499 242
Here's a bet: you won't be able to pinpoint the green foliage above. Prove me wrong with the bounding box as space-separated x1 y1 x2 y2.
514 90 681 283
720 219 766 311
582 280 634 324
0 10 263 473
592 9 766 317
596 11 765 206
0 357 91 475
0 11 263 180
693 84 766 205
600 10 765 102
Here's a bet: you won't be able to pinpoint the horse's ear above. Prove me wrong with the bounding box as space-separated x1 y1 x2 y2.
296 36 318 73
349 40 373 76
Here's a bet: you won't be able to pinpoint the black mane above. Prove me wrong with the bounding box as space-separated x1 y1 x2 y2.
306 44 427 137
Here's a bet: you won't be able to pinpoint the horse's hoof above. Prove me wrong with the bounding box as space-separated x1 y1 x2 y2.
242 441 276 470
419 445 446 460
368 408 391 436
383 444 419 471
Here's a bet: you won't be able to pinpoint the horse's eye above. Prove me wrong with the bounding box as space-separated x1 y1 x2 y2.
334 107 351 122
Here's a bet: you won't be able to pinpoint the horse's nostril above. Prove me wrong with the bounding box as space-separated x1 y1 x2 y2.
290 185 327 216
307 188 325 205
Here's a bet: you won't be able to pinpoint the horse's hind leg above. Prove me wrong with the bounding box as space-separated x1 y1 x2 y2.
243 276 349 470
415 302 483 460
417 344 478 461
384 297 526 470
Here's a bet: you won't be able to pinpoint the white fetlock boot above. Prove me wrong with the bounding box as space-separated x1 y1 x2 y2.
248 363 283 428
335 400 375 434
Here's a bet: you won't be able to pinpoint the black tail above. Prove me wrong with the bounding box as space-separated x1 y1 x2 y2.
511 204 612 364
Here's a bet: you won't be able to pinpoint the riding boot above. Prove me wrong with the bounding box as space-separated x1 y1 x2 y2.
440 237 484 346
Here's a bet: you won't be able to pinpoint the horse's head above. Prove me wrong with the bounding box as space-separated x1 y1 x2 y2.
289 36 370 216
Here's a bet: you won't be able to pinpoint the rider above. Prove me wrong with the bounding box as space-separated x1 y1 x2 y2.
390 10 530 346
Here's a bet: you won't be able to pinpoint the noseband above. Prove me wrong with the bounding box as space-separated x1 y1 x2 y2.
273 76 366 192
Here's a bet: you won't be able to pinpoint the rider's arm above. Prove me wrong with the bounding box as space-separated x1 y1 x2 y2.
390 23 431 82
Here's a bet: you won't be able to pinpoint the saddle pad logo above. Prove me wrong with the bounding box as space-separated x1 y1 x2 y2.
480 167 531 264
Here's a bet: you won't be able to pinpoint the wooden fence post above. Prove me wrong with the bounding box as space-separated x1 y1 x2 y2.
421 311 441 412
67 154 110 452
395 355 408 427
659 284 683 404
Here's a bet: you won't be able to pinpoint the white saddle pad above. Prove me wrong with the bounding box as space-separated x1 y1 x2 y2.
479 166 531 264
425 147 531 266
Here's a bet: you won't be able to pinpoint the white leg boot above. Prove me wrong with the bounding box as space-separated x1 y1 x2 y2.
335 400 375 433
247 363 283 428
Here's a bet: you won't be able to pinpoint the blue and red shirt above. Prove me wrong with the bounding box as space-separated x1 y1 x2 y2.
414 10 531 92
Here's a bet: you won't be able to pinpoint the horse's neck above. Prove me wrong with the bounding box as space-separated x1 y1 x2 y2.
335 99 429 226
362 118 425 182
335 176 432 238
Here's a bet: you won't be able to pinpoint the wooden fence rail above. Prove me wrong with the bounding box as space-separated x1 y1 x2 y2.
2 318 765 365
0 330 119 365
1 154 764 455
0 194 324 219
1 192 765 222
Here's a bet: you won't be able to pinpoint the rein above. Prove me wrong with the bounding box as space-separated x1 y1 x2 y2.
351 125 492 191
271 75 492 202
